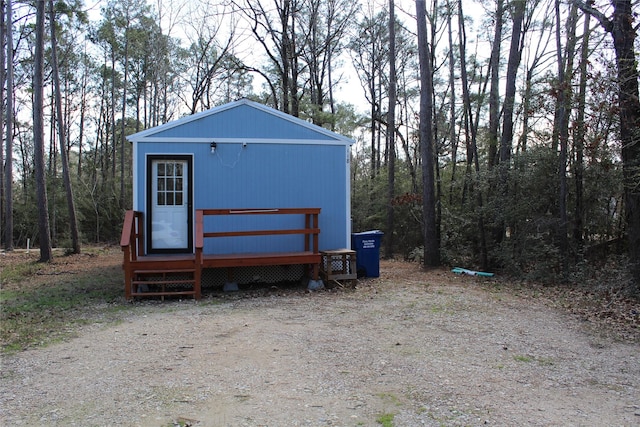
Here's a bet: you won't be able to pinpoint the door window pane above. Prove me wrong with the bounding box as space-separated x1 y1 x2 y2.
155 161 185 207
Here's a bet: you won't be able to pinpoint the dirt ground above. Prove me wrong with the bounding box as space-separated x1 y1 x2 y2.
1 251 639 426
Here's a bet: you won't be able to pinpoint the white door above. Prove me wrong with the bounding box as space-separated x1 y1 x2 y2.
150 158 190 251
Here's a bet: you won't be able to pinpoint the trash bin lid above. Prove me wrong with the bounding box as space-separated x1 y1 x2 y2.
352 230 384 236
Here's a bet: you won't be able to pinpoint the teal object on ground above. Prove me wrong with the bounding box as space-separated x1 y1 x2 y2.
451 267 494 277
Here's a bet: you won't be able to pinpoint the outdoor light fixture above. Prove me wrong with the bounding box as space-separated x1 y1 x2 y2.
210 142 217 153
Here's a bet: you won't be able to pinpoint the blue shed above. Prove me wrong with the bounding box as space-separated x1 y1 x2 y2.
122 99 354 296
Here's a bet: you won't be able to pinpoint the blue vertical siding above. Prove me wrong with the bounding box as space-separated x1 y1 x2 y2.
150 104 337 140
130 100 353 257
136 141 348 254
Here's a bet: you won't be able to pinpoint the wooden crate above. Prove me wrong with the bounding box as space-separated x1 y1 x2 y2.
320 249 357 282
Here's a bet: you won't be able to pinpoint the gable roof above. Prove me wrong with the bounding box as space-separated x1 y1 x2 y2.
126 98 354 145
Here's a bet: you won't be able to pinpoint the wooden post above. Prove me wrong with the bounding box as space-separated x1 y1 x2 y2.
194 210 204 300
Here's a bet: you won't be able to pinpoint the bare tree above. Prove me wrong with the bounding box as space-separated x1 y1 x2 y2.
490 0 526 251
572 7 592 248
49 0 80 254
77 45 89 178
499 0 526 168
349 7 388 178
488 0 504 169
575 0 640 290
1 0 6 249
4 0 13 251
458 0 489 268
553 0 578 275
516 0 555 155
445 0 457 205
416 0 439 267
299 0 358 126
119 2 131 210
4 0 15 251
33 0 52 262
236 0 304 115
182 1 237 113
385 0 396 258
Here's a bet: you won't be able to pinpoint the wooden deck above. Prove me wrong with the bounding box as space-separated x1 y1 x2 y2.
121 208 321 300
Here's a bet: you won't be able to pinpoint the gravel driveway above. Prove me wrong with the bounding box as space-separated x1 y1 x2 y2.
1 261 638 426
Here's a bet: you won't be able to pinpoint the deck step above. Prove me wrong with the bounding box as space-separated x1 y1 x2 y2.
133 269 196 274
131 267 198 299
130 290 196 297
132 279 196 286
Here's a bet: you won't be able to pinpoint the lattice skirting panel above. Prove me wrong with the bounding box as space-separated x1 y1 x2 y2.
201 265 306 288
135 265 306 290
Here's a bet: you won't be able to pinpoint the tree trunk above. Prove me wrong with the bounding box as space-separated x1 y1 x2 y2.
576 0 640 290
3 0 13 251
120 25 129 210
499 0 525 167
573 9 591 248
488 0 504 169
49 92 58 248
289 8 300 118
496 0 525 247
609 1 640 289
517 69 532 154
385 0 397 258
431 0 442 251
328 46 335 131
376 74 382 172
78 50 88 178
446 0 457 205
33 0 52 262
517 11 555 154
416 0 439 267
554 0 577 276
458 6 473 208
49 0 80 254
458 0 488 268
0 0 4 247
110 47 116 179
370 65 377 179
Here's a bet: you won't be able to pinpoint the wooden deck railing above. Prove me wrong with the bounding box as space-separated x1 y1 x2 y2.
196 208 320 252
195 208 321 285
121 208 321 300
120 210 144 259
120 210 145 299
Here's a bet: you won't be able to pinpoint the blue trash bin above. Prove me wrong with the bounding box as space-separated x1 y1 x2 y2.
351 230 384 277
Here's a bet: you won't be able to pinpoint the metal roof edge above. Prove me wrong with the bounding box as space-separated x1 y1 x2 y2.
126 98 355 145
126 99 246 142
126 137 352 146
240 99 355 144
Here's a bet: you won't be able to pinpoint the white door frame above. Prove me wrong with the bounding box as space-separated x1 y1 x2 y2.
146 154 193 253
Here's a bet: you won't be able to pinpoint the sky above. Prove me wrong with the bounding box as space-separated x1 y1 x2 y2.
81 0 492 119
